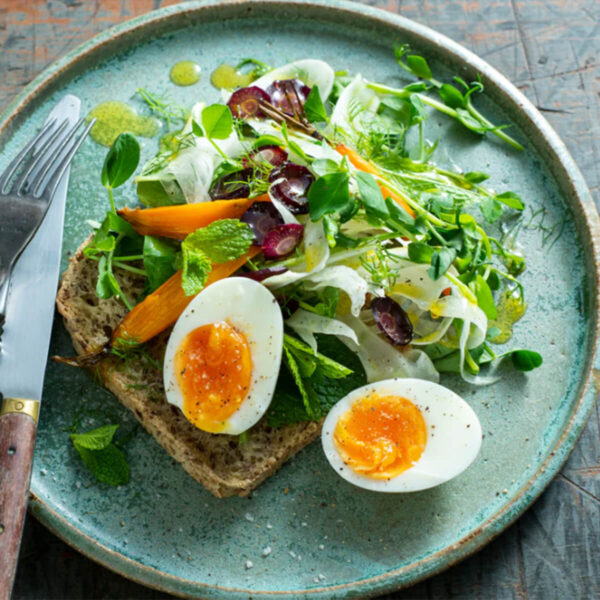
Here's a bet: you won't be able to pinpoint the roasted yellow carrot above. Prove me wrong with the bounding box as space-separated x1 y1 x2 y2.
111 247 262 346
335 143 415 217
118 194 270 239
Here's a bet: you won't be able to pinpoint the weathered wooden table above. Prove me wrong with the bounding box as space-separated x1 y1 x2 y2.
3 0 599 598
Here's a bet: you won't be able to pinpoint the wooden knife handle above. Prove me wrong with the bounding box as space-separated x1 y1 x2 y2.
0 399 39 600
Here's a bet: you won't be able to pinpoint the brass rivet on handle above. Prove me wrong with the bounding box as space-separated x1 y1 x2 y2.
0 398 40 423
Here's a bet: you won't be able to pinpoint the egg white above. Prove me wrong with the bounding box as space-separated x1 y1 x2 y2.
321 378 482 492
163 277 283 435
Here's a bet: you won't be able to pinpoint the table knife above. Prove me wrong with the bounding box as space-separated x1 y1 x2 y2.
0 95 80 597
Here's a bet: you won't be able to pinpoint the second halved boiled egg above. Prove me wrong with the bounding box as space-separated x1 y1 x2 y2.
163 277 283 434
321 378 482 492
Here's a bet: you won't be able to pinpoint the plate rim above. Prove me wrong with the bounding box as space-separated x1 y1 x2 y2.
3 0 598 597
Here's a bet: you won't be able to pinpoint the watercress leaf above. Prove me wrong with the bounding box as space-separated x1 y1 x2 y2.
474 274 498 320
184 219 254 263
201 104 234 139
106 212 139 238
252 134 283 148
304 85 328 123
355 171 389 220
311 158 343 177
510 349 543 371
408 242 434 264
308 172 350 221
73 443 130 486
180 246 211 296
96 255 117 299
143 235 177 292
455 108 487 134
386 196 416 227
486 270 501 290
406 54 433 80
439 83 466 109
480 195 503 223
496 190 525 211
409 93 427 123
101 132 140 189
70 424 119 450
429 247 456 280
464 171 490 184
323 214 339 248
191 119 204 137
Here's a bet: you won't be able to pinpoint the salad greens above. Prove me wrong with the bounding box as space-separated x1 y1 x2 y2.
81 44 543 453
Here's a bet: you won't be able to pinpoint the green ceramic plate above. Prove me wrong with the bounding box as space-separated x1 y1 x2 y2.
1 1 598 597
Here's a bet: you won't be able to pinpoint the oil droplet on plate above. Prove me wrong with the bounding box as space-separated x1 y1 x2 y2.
490 291 527 344
170 60 201 86
86 101 160 146
210 64 254 91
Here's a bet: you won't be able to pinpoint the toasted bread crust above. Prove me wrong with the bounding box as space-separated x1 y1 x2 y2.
56 239 320 497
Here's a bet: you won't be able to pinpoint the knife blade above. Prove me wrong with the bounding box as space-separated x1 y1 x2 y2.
0 94 81 599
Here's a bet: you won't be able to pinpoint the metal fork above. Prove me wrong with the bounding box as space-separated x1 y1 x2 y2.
0 116 95 327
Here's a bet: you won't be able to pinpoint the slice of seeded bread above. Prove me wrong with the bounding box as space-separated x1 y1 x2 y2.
55 238 321 498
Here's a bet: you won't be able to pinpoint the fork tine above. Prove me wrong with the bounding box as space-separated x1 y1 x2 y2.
35 118 95 199
27 117 86 197
12 118 71 196
0 119 57 194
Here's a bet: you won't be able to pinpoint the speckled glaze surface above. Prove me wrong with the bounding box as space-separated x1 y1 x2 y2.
0 1 598 598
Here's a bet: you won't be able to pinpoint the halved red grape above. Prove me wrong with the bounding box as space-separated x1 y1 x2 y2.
238 266 288 282
243 145 288 168
269 163 314 214
371 297 414 346
227 86 271 119
262 224 304 259
266 79 311 116
209 167 252 200
241 202 284 244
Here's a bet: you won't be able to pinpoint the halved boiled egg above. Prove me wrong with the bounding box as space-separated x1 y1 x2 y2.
321 379 482 492
163 277 283 434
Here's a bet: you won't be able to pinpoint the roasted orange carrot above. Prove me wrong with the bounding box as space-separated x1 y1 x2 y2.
112 246 262 346
335 143 415 217
118 194 270 239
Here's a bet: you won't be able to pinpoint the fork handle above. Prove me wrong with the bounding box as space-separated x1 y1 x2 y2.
0 398 39 600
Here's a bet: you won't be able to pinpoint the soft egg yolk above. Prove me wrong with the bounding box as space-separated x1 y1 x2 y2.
333 394 427 479
174 321 253 433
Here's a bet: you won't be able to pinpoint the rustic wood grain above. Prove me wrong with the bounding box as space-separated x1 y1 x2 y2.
2 0 599 598
0 412 37 600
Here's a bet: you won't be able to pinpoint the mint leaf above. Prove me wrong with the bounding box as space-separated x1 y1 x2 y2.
74 444 130 486
180 245 211 296
284 334 352 379
70 424 118 450
304 85 328 123
184 219 254 263
308 172 350 221
70 424 130 486
283 345 320 418
101 132 140 189
355 171 388 220
201 104 233 139
268 336 366 427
